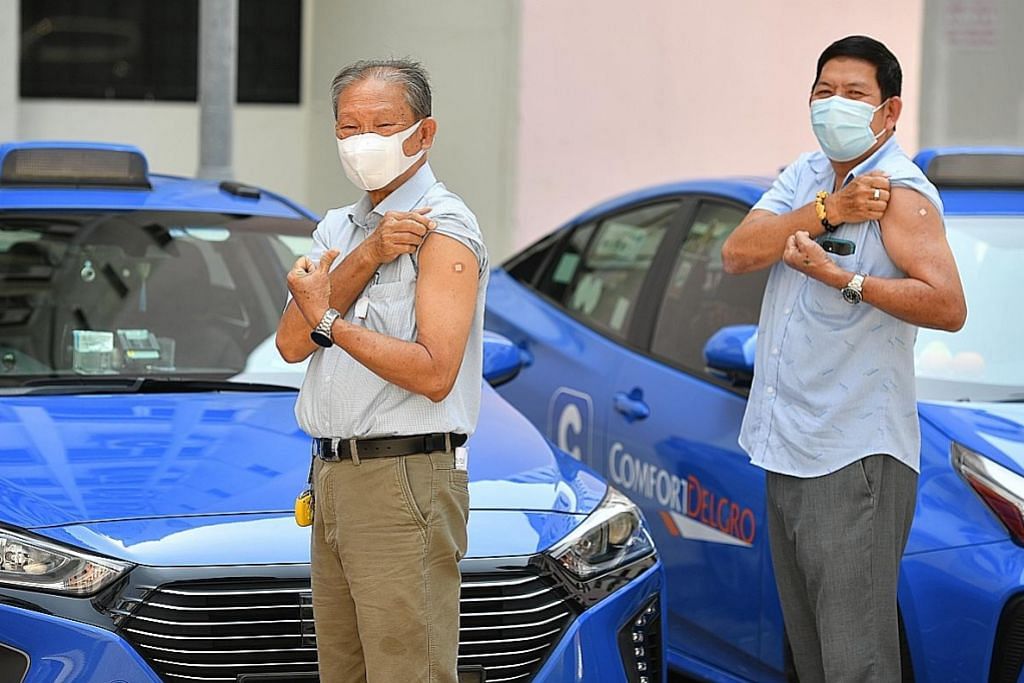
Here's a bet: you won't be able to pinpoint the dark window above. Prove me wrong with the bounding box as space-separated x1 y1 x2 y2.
20 0 300 104
504 230 564 288
237 0 301 103
540 201 679 340
535 222 596 303
650 202 767 374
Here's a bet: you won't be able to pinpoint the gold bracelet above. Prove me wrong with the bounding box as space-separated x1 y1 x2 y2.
815 190 840 232
815 191 829 221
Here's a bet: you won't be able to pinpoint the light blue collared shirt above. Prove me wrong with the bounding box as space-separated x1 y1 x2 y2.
738 138 943 476
294 163 489 439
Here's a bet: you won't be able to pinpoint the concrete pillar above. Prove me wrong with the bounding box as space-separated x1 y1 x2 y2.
197 0 237 180
921 0 1024 146
0 0 19 141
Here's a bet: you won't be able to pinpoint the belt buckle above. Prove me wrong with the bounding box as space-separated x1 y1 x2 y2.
314 438 340 462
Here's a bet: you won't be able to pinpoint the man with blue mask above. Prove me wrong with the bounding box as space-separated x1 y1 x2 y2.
275 59 487 683
722 36 966 682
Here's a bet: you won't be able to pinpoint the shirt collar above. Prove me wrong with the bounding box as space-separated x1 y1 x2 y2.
348 163 437 231
808 135 901 186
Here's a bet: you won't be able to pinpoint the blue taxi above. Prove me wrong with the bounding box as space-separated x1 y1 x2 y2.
0 141 665 683
486 148 1024 682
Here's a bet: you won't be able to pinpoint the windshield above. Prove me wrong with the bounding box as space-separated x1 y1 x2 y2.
0 210 313 389
916 215 1024 402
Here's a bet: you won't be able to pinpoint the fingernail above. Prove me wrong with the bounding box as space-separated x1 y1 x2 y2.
429 221 436 229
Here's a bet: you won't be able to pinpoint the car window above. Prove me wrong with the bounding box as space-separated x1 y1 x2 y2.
0 210 314 385
504 230 564 287
650 201 767 374
535 221 597 303
539 202 679 339
915 215 1024 401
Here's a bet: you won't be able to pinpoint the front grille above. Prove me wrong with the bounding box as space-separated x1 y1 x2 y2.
991 593 1024 683
119 572 574 683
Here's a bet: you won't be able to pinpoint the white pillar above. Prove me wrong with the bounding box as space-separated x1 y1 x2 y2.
197 0 237 180
0 0 19 141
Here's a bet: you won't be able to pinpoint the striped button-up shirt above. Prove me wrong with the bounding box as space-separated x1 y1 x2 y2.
294 163 489 439
738 138 943 476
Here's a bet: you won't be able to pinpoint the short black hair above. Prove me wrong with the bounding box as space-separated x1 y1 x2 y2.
813 35 902 100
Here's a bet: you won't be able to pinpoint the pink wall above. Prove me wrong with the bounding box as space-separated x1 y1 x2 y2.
515 1 924 248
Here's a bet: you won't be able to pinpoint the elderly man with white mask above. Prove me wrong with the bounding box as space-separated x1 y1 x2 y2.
276 59 487 683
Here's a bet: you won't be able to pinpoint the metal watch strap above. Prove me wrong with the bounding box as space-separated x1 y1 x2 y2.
842 272 866 304
310 308 340 347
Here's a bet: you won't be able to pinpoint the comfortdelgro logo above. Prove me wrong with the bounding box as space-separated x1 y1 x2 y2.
608 442 757 547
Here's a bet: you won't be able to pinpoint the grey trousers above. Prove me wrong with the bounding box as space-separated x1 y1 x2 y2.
766 454 918 683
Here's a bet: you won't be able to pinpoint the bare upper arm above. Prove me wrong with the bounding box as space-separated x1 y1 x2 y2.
414 232 480 364
879 188 961 294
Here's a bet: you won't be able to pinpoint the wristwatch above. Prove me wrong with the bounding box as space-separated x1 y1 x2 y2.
310 308 341 347
841 273 867 305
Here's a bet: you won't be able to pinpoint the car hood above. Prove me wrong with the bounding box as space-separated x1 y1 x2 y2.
0 388 606 530
34 509 587 564
921 400 1024 474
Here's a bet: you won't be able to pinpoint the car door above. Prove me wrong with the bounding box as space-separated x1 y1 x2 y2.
602 198 786 681
487 199 687 467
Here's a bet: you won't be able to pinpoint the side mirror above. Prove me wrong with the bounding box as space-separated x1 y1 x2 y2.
483 331 523 387
703 324 757 387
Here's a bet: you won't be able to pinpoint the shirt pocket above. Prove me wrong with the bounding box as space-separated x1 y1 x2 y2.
800 251 860 322
364 278 417 341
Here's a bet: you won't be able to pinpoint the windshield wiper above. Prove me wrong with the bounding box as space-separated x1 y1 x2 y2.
3 376 298 396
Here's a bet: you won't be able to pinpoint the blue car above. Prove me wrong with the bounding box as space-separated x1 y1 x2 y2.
486 148 1024 683
0 141 665 683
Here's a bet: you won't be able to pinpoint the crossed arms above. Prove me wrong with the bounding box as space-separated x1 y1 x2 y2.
275 209 479 402
721 172 967 332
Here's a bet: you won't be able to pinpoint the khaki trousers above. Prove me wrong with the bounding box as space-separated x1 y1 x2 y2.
311 450 470 683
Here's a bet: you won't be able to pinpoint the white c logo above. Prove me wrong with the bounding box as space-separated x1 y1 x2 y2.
557 404 584 460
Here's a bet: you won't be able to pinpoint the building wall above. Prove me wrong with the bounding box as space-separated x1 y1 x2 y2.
15 0 318 204
302 0 521 261
920 0 1024 147
514 0 925 249
6 1 932 263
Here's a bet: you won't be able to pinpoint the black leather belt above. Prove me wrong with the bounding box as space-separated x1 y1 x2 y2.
312 432 467 462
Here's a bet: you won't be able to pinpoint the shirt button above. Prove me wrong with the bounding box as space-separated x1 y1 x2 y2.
766 386 775 395
783 308 792 315
771 347 780 356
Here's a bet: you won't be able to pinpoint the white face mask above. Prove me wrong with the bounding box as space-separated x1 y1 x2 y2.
810 96 889 162
336 119 426 191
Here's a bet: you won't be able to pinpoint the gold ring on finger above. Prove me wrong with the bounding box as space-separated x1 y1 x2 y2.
873 188 881 200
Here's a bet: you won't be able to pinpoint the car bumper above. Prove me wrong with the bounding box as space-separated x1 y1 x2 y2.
902 539 1024 683
2 560 665 683
533 560 666 683
0 602 161 683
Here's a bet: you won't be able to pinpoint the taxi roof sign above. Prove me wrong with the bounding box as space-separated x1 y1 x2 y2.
0 141 150 189
914 147 1024 188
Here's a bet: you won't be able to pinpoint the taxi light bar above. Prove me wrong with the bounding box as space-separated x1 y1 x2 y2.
918 149 1024 188
0 146 150 189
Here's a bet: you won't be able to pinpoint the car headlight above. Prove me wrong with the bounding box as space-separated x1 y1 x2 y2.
952 442 1024 545
542 487 657 606
0 526 132 596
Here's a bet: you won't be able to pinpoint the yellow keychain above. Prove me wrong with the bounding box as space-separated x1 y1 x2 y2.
295 456 315 527
295 487 314 527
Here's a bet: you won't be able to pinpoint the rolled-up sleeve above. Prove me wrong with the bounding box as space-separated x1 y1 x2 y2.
426 212 488 275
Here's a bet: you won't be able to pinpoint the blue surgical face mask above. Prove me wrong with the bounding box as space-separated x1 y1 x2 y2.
810 96 889 162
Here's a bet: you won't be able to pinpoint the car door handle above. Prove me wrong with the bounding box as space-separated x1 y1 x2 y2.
613 389 650 422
